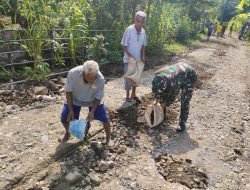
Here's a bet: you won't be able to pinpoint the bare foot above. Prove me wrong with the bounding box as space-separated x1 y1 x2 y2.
58 132 70 143
125 97 132 102
130 96 142 103
130 93 136 98
104 140 115 149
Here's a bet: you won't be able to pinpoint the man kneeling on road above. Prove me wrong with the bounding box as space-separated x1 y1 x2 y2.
152 62 198 132
59 60 111 144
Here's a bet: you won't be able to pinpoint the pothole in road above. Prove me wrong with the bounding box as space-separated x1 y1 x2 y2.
115 97 208 189
195 72 215 89
153 153 208 189
8 96 207 190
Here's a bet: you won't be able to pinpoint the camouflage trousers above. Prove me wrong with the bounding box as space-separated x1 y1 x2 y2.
179 70 198 124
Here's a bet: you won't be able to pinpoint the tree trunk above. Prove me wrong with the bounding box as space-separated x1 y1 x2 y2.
188 0 192 18
146 0 152 20
131 0 139 23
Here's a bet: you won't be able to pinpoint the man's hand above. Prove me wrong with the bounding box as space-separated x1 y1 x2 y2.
66 92 74 122
129 54 135 60
86 111 94 122
153 100 166 113
160 103 166 113
88 99 100 122
122 46 135 60
153 99 159 105
67 110 74 122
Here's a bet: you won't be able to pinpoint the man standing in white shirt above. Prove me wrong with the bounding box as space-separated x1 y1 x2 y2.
121 11 147 101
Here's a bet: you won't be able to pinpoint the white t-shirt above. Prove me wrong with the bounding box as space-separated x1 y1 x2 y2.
121 24 147 63
64 66 105 107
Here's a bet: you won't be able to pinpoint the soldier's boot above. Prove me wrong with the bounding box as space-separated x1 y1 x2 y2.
176 121 186 133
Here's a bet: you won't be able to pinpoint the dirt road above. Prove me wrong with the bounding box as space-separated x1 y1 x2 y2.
0 35 249 190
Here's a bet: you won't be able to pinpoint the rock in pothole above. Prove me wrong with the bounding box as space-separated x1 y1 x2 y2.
65 171 81 184
98 160 109 172
155 154 208 189
88 172 101 186
33 86 48 95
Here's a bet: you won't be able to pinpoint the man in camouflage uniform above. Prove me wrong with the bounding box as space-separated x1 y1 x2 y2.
152 62 198 132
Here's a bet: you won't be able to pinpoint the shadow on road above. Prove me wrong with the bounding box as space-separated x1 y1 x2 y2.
201 38 238 48
148 123 199 155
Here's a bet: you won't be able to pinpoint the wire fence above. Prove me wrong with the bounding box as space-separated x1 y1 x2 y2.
0 28 115 83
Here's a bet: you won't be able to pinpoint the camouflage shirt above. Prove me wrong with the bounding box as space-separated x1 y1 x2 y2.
152 62 197 106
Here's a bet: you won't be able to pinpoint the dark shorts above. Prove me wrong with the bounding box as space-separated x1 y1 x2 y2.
61 103 109 124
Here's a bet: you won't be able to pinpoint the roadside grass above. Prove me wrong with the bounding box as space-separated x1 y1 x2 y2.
163 43 187 57
163 34 206 57
245 41 250 46
144 33 206 62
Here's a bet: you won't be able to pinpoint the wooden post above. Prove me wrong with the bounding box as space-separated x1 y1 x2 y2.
82 30 85 61
6 42 15 74
50 30 55 72
221 0 230 24
7 52 15 73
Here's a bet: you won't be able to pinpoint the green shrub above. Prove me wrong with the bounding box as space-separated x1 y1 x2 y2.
22 63 50 81
174 16 193 43
0 70 12 82
163 43 187 57
86 34 108 64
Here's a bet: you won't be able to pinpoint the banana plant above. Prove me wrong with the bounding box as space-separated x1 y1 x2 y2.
55 0 89 65
19 16 51 81
229 0 250 31
17 0 52 81
0 0 21 23
237 0 250 11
